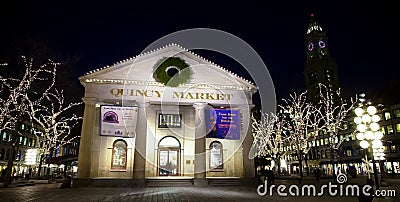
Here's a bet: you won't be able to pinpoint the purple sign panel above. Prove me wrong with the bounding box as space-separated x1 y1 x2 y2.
206 109 240 140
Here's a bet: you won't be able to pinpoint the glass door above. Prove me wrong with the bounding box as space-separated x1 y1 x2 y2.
158 149 180 176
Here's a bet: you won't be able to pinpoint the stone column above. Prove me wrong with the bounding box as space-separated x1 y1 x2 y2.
193 103 208 186
240 104 255 180
75 97 97 187
133 102 149 184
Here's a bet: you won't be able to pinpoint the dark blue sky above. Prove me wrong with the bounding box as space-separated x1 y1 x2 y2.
1 1 399 105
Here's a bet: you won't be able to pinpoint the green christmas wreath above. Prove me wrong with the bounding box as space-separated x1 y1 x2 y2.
153 57 190 87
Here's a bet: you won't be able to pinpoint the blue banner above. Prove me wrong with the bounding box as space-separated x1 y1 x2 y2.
206 109 240 140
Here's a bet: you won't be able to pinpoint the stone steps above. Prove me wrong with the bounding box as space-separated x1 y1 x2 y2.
145 178 194 187
88 179 144 187
207 178 244 186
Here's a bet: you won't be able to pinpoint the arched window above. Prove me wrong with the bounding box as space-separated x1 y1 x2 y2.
111 140 127 170
158 136 180 148
209 141 223 170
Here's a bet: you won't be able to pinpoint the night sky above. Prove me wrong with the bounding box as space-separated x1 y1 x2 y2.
1 1 399 108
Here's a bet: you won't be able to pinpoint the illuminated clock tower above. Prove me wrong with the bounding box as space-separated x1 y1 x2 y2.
304 14 340 104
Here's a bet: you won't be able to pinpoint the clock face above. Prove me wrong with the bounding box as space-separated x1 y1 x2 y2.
318 40 326 48
308 42 314 51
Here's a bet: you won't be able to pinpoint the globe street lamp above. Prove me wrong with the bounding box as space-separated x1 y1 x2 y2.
354 105 382 189
373 146 386 183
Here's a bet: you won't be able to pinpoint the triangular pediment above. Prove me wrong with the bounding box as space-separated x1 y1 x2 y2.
79 44 257 91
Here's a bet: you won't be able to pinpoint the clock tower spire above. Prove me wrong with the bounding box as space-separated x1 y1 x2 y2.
304 13 340 104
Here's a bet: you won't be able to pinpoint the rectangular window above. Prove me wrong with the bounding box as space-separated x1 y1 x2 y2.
394 109 400 119
158 114 182 128
346 150 352 157
2 131 7 142
19 136 23 144
396 123 400 133
387 125 394 134
381 127 386 135
32 139 36 147
320 139 324 146
324 138 329 145
383 145 388 152
384 112 392 120
391 145 397 153
350 133 356 141
353 149 359 156
21 124 25 130
23 137 28 146
343 123 348 130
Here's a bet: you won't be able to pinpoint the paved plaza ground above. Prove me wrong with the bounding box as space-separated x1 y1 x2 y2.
0 177 399 202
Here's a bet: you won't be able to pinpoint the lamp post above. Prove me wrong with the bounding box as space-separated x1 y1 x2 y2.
373 147 385 182
354 104 382 190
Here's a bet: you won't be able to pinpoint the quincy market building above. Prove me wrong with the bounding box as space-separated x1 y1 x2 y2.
75 44 257 186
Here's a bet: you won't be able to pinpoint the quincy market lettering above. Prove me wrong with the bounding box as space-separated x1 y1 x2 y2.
110 88 233 101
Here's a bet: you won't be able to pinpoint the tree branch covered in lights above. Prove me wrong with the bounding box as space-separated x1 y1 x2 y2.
27 87 82 153
279 92 322 178
0 56 82 154
251 112 278 157
317 84 356 150
280 92 321 155
0 56 57 133
24 79 82 157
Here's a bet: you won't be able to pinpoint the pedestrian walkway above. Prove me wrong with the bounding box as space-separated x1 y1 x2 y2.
0 178 398 202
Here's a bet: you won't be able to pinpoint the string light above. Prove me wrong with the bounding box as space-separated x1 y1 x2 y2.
82 43 256 89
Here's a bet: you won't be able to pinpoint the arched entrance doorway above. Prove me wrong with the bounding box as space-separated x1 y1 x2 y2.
158 136 181 176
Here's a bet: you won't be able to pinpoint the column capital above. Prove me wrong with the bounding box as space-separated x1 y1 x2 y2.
138 102 150 108
238 104 255 111
193 102 208 110
82 97 98 105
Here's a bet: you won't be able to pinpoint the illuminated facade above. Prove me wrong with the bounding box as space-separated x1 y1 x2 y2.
75 44 256 186
0 121 44 180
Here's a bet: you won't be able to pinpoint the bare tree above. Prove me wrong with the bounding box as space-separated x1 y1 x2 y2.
1 56 82 184
251 111 291 179
0 56 56 187
317 84 356 178
251 112 278 158
280 92 322 180
26 80 82 178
